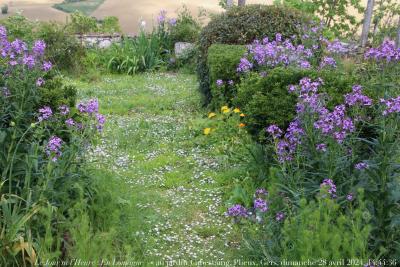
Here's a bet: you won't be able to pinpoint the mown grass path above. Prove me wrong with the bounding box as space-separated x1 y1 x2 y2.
73 73 240 264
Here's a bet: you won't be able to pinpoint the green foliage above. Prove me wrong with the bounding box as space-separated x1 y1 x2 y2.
235 67 355 140
275 0 364 37
281 192 371 265
0 15 86 72
99 16 122 33
274 0 318 15
372 0 400 45
53 0 105 16
38 75 77 109
207 44 246 107
68 11 98 34
106 31 163 75
313 0 364 37
198 4 310 104
36 22 86 72
169 6 202 44
0 14 36 42
1 4 8 14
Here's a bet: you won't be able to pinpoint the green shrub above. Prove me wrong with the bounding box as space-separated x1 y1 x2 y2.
281 192 371 265
39 75 77 109
0 14 36 41
68 11 98 34
106 31 163 75
198 4 311 104
207 44 246 107
170 6 202 44
235 67 355 140
36 22 86 72
99 16 122 33
1 4 8 14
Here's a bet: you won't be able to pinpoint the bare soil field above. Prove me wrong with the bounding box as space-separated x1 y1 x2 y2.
92 0 274 34
1 1 68 23
1 0 367 34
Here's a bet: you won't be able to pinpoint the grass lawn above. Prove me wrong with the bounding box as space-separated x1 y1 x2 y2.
68 72 250 262
53 0 105 15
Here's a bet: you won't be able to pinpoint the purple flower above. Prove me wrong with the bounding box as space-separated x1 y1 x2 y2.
320 178 337 198
157 9 167 24
226 204 248 218
299 60 311 69
228 80 234 86
346 193 354 201
33 40 46 56
11 39 27 54
276 212 285 222
45 136 63 161
0 26 7 40
269 120 304 162
266 124 283 139
316 143 327 152
326 39 347 54
237 57 253 73
38 106 52 122
168 18 177 26
36 78 45 87
86 99 99 114
355 162 368 170
216 79 224 87
255 188 268 197
96 113 106 132
345 85 372 107
59 105 70 115
42 61 52 72
77 99 99 114
254 198 269 213
380 96 400 115
320 56 336 68
65 118 75 127
314 104 355 144
22 55 35 68
275 33 282 42
77 102 87 113
365 39 400 63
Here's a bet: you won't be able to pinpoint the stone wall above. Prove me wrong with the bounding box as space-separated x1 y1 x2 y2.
75 34 123 49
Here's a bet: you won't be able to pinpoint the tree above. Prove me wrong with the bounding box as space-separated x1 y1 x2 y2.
238 0 246 6
361 0 375 47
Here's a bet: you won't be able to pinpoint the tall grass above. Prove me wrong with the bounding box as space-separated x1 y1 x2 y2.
107 31 164 75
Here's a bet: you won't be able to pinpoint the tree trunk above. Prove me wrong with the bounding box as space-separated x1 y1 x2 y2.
361 0 375 47
396 16 400 48
226 0 234 8
238 0 246 6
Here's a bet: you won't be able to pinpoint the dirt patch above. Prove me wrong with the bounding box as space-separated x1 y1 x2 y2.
2 0 367 35
91 0 274 34
1 1 67 23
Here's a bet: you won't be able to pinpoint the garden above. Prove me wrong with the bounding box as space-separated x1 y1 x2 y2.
1 0 400 266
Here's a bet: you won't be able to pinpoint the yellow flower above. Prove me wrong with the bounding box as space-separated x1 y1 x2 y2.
203 128 212 135
240 113 246 117
221 105 229 112
239 123 246 128
208 112 217 118
233 108 241 113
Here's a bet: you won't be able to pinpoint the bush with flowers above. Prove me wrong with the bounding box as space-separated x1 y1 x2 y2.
222 36 400 261
0 26 112 265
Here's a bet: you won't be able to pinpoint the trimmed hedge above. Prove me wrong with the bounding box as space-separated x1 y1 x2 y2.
198 4 311 105
235 67 356 141
207 44 246 108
